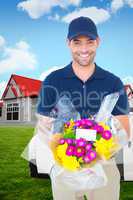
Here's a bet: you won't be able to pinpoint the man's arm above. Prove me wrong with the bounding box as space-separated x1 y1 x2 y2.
35 113 55 145
115 115 130 139
36 114 54 132
111 78 130 138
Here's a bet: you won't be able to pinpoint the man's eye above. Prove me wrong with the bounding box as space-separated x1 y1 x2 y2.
87 40 94 44
74 41 80 45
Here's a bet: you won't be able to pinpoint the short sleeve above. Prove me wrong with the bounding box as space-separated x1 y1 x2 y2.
37 76 57 116
112 78 129 115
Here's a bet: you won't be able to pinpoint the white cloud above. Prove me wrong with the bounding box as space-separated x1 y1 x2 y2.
16 41 30 50
58 0 81 8
39 65 64 80
0 35 6 49
68 0 81 6
0 81 7 99
62 7 110 24
17 0 82 19
17 0 59 19
111 0 133 12
0 35 37 75
122 76 133 84
111 0 124 12
48 13 60 21
126 0 133 7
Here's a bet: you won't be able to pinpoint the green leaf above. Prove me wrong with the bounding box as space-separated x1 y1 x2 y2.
83 194 88 200
96 134 102 140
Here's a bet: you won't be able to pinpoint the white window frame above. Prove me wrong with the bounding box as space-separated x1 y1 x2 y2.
6 103 20 121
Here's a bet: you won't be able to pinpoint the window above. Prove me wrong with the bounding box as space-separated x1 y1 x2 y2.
0 107 2 117
6 103 19 120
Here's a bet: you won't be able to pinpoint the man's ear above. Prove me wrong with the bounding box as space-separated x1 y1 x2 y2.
96 37 100 47
67 38 71 47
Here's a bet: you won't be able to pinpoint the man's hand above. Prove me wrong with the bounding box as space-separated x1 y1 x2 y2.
115 115 130 139
35 113 55 145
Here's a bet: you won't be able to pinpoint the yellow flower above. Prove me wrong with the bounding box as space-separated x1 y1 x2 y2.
55 143 80 171
56 143 68 159
95 137 119 160
99 122 110 131
62 156 80 171
69 119 75 128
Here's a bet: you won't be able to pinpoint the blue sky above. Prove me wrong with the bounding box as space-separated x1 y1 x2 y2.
0 0 133 97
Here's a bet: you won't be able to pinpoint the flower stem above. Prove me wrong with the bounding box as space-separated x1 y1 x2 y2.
83 194 88 200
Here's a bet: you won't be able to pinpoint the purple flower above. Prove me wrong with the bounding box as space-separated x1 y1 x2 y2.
102 130 112 140
87 151 97 161
85 143 92 152
75 120 81 127
74 147 85 157
76 138 86 147
73 125 77 129
83 155 91 163
81 119 86 125
93 125 104 133
64 122 70 128
66 138 73 145
66 122 70 126
66 146 75 156
59 138 66 145
86 119 93 127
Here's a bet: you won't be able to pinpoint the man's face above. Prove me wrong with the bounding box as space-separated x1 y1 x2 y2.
67 35 100 67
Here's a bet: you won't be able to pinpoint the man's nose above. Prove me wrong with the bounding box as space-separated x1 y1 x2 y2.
80 44 89 53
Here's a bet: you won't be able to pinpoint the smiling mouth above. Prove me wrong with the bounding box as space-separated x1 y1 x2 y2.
79 54 89 58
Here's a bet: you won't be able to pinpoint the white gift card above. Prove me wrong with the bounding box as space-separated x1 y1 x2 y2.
76 129 96 141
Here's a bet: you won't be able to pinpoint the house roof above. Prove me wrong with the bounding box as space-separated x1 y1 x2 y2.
2 74 42 99
125 84 133 98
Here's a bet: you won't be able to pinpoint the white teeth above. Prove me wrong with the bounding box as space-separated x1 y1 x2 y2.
80 54 89 58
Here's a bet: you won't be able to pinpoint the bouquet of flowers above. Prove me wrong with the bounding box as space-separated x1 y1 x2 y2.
49 92 128 195
50 118 120 172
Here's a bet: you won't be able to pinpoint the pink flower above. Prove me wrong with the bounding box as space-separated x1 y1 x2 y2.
64 122 70 128
76 138 86 147
85 143 92 152
83 155 91 163
66 146 75 156
87 150 97 161
81 119 86 125
66 138 73 145
75 120 81 127
59 138 66 145
93 125 104 133
86 119 93 127
102 130 112 140
74 147 85 157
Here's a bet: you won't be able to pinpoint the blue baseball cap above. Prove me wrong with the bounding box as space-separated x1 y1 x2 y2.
67 16 98 40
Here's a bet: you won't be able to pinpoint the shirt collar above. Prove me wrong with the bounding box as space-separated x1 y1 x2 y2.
62 62 105 80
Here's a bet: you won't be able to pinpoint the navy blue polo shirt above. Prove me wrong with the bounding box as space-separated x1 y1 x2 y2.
37 63 129 118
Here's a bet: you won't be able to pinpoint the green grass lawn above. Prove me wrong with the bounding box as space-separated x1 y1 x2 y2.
0 126 133 200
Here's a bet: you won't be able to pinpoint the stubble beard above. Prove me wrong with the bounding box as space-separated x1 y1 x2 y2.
73 52 96 68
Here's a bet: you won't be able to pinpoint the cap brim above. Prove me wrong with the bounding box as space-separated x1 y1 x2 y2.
68 31 98 40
